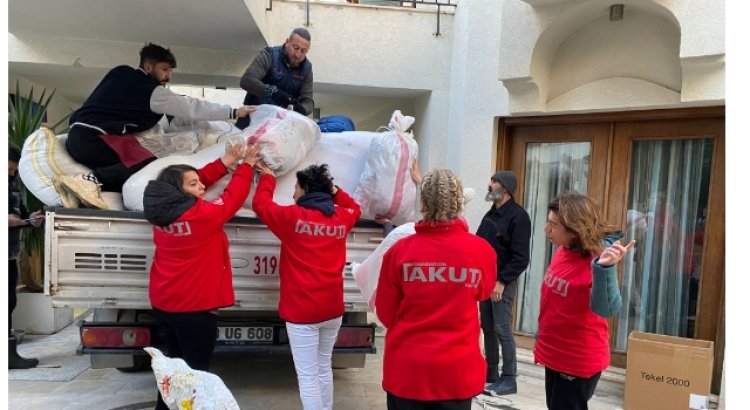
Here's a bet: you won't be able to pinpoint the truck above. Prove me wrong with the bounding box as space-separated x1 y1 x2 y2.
44 206 384 371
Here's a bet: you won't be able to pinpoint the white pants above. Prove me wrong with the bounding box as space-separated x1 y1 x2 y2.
286 316 342 410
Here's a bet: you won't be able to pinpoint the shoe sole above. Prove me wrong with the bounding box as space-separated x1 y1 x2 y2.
53 176 80 208
483 388 517 397
60 177 109 210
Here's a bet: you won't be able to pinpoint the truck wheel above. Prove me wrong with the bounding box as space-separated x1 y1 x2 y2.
116 355 152 373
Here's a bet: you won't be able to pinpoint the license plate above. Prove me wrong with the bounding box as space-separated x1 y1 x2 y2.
217 326 274 342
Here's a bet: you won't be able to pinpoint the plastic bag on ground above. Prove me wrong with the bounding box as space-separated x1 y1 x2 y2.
144 347 239 410
354 110 420 225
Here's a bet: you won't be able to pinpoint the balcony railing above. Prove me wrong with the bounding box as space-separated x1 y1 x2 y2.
267 0 458 35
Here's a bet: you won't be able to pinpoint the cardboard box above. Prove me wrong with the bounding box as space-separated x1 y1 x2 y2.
624 332 714 410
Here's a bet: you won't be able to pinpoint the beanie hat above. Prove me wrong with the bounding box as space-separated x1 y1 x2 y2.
491 170 517 197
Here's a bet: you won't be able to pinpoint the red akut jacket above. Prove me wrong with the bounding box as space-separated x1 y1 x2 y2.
148 160 253 312
252 174 361 324
376 219 497 401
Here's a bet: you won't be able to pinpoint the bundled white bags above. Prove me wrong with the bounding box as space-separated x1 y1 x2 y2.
354 110 420 225
145 347 239 410
122 105 322 212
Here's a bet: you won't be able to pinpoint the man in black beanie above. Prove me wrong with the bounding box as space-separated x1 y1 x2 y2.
8 146 43 369
476 170 531 396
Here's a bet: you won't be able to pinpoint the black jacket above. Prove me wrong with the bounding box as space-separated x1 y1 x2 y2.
475 199 531 285
9 175 30 259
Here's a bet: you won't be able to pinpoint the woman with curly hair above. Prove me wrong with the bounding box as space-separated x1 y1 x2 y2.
534 192 635 410
252 162 361 410
376 168 497 410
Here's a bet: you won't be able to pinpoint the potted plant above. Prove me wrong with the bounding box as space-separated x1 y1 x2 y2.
8 81 71 291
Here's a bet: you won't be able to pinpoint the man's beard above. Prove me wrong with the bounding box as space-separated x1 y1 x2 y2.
485 190 503 202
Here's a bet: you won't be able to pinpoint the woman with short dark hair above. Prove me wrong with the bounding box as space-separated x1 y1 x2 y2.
252 162 361 410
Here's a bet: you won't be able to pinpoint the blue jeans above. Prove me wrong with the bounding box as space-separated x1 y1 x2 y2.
479 280 518 383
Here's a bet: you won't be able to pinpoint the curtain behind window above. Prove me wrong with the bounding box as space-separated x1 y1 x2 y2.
615 138 713 350
515 142 590 335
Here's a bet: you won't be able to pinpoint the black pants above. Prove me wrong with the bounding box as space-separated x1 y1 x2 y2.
544 367 601 410
151 308 218 410
9 259 19 335
66 126 155 192
479 280 518 383
386 393 472 410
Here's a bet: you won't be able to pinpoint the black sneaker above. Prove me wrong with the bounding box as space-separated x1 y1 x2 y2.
483 376 517 396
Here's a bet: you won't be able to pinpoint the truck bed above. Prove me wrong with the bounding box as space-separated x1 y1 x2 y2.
44 207 383 311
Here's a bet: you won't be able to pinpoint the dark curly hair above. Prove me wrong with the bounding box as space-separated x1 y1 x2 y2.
296 164 334 195
156 164 198 195
139 42 177 68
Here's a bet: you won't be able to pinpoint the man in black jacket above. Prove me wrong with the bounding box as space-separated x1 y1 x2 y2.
60 43 256 208
8 147 43 369
236 28 314 129
477 170 531 396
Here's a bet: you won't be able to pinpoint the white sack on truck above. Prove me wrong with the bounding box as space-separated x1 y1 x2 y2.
121 143 225 211
354 110 420 225
144 347 240 410
19 127 92 206
122 105 320 212
263 130 379 208
237 104 321 176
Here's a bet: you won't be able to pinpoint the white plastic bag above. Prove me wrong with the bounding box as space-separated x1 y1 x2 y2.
144 347 240 410
237 104 320 176
352 223 416 311
354 110 420 225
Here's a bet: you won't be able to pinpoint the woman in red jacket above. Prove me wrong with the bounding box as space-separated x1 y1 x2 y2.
143 143 262 410
252 163 361 410
376 168 497 410
535 192 634 410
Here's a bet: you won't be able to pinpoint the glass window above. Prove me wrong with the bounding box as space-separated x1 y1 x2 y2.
615 138 713 350
515 142 590 335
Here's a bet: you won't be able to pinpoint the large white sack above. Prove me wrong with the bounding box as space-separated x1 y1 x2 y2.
237 104 320 176
122 143 226 211
122 106 321 212
351 223 416 311
354 110 420 225
144 347 240 410
203 130 379 217
262 130 379 207
18 127 92 206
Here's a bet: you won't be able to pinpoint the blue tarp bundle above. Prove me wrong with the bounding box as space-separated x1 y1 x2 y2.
318 115 355 132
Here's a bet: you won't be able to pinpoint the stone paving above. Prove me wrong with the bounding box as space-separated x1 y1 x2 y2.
9 318 628 410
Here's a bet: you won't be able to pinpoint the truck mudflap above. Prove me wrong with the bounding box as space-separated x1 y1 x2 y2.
76 320 377 357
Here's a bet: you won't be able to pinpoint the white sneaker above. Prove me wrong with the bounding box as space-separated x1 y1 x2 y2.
53 175 81 208
60 174 109 210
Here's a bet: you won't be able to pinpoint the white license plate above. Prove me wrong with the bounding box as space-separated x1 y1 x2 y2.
217 326 273 342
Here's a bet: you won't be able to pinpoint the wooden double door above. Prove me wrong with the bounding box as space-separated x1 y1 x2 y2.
497 107 724 392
